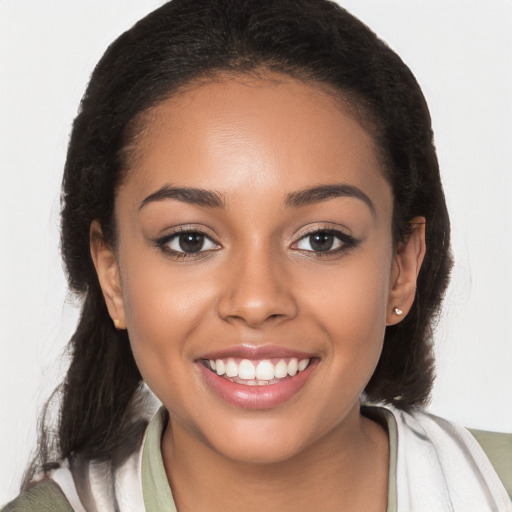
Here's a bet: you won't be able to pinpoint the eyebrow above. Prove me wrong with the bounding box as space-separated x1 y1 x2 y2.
139 184 225 210
285 184 376 216
139 182 375 215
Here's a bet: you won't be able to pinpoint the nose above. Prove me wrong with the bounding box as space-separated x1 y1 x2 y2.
217 246 298 328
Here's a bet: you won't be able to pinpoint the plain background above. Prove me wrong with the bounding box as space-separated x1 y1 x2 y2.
1 0 511 504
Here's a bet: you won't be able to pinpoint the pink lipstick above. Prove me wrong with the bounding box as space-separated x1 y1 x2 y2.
196 345 318 409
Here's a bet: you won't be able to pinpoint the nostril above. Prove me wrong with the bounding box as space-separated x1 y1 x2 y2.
221 307 296 328
268 313 287 321
216 266 299 326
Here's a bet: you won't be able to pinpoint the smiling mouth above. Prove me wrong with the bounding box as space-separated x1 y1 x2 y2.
202 357 312 386
197 350 319 408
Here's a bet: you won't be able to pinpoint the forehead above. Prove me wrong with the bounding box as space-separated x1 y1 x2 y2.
121 74 391 212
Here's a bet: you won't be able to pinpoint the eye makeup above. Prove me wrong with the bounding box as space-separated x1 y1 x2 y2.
152 223 359 261
153 226 221 260
291 227 359 257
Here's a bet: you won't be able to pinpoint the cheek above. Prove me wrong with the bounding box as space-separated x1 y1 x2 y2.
118 256 213 387
121 249 210 329
299 249 392 367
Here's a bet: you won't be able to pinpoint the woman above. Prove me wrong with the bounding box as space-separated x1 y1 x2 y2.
3 0 511 510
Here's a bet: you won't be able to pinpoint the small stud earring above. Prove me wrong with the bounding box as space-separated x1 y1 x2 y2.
113 319 121 329
393 307 403 316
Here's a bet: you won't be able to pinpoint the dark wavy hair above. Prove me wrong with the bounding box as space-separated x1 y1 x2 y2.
29 0 452 480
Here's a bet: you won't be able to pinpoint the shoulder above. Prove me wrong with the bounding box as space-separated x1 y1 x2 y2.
3 392 161 512
2 480 73 512
369 404 512 510
468 427 512 500
397 408 512 496
398 407 512 504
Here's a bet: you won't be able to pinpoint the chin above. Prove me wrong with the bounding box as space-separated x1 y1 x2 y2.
217 437 305 466
203 415 317 466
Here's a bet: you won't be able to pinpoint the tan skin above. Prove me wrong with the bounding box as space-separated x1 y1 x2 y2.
91 73 425 512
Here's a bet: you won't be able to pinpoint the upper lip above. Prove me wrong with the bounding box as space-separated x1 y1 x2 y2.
198 344 316 361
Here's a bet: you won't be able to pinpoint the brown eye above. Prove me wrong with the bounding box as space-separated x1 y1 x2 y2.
296 231 341 252
158 230 220 254
309 233 335 252
178 233 205 253
293 229 358 254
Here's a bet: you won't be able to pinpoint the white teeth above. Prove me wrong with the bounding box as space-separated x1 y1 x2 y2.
212 357 312 381
298 359 309 371
225 358 238 378
238 359 255 380
274 360 288 379
215 359 225 376
255 360 275 380
287 359 298 376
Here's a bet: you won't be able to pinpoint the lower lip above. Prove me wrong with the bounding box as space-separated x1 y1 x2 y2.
197 360 318 409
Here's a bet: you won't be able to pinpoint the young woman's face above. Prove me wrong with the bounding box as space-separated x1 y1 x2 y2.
98 74 411 464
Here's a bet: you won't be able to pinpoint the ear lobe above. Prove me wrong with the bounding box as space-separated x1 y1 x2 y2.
90 220 127 330
386 217 426 325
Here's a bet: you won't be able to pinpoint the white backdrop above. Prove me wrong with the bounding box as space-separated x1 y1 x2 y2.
1 0 511 504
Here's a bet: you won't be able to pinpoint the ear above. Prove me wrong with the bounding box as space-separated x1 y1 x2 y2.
90 220 127 330
386 217 426 325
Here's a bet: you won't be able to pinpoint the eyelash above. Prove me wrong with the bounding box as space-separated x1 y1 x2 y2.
292 228 358 257
154 227 358 259
155 227 220 259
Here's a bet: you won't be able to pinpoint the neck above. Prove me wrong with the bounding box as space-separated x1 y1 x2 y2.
161 407 389 512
